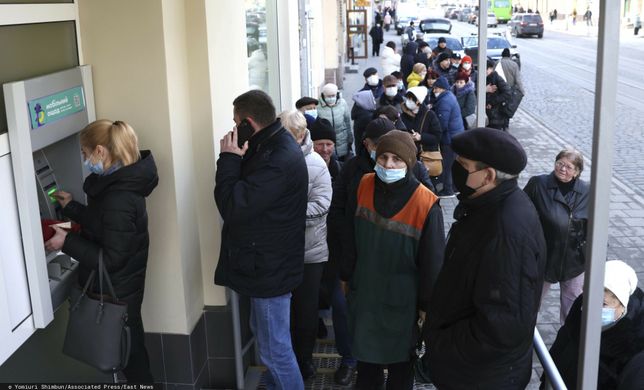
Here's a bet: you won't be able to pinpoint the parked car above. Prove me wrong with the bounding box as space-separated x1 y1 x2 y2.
459 8 473 22
461 34 521 69
444 6 456 18
476 12 498 27
449 9 461 20
424 33 465 58
401 19 452 48
508 13 544 38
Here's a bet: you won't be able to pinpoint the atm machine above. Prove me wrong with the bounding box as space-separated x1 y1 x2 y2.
0 66 95 364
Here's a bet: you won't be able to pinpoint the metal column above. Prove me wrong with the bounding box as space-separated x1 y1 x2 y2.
578 1 621 389
476 0 488 127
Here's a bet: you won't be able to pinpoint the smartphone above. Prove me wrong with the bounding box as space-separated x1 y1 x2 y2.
237 119 254 148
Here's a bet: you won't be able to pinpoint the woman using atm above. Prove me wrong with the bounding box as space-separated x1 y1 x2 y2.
44 119 159 382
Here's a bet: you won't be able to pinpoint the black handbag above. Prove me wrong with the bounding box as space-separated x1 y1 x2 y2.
501 86 524 118
63 250 131 373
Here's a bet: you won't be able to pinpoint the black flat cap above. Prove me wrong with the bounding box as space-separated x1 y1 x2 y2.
451 127 527 175
295 97 319 109
437 52 451 63
363 67 378 78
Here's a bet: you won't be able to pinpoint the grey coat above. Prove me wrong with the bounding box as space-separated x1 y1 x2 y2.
301 130 332 264
500 57 525 95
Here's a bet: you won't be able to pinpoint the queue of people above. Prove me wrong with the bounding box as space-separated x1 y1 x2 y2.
40 28 641 390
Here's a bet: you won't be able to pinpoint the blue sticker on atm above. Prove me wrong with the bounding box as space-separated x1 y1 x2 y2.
28 86 86 129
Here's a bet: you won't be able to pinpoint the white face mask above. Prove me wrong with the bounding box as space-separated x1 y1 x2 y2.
367 75 379 86
325 96 337 105
434 90 442 98
404 98 419 113
305 109 318 119
385 87 398 97
462 63 472 70
397 80 404 90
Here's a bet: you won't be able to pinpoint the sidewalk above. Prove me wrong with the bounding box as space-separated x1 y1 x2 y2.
545 17 644 42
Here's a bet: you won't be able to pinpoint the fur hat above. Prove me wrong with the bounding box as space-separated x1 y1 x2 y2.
604 260 638 311
375 130 417 169
451 127 527 175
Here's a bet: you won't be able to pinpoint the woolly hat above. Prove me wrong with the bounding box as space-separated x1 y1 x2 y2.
437 52 451 64
376 130 417 169
295 97 319 109
461 55 473 64
451 127 527 175
406 86 428 104
364 117 396 141
309 118 336 143
604 260 638 310
321 83 338 97
433 76 450 90
455 72 470 83
438 37 447 44
363 67 378 78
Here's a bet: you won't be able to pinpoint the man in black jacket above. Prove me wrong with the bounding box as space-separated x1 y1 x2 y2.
426 128 546 389
215 90 308 389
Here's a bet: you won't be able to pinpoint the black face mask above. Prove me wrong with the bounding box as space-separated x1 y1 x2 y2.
452 161 486 200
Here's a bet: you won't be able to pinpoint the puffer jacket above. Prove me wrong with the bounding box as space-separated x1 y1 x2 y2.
453 80 476 119
523 173 590 283
300 130 332 264
381 45 401 76
317 95 353 158
432 90 464 145
62 150 159 315
406 71 424 88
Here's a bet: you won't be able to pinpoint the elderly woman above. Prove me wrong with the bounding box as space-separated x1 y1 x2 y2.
280 110 332 380
524 149 590 324
544 260 644 390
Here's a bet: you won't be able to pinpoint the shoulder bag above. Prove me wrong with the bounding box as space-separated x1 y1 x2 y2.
63 250 131 373
416 110 443 177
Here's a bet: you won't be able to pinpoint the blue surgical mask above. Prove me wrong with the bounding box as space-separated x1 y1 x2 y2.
369 150 377 161
601 307 616 327
325 96 337 105
83 155 104 175
374 163 406 184
305 109 318 119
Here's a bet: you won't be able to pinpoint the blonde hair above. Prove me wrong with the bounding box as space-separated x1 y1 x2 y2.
413 63 427 74
80 119 140 166
279 110 307 140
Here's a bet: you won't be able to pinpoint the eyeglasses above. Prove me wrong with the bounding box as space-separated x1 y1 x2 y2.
555 161 576 171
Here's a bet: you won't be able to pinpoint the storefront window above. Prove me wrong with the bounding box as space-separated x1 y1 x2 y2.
245 0 280 104
0 21 79 135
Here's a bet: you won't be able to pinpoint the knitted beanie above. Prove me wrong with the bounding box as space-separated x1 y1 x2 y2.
375 130 417 169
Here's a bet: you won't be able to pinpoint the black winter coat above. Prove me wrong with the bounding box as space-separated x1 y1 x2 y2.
546 288 644 390
400 104 442 153
62 150 159 315
401 41 419 85
524 173 590 283
486 71 512 129
351 104 376 148
426 180 546 389
214 120 308 297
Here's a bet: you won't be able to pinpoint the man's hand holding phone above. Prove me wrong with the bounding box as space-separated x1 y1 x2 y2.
220 125 250 157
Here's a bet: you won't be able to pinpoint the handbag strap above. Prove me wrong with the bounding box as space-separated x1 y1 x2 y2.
98 249 120 303
417 110 429 152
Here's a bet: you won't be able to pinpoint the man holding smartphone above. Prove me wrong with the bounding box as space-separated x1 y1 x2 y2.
214 90 308 389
